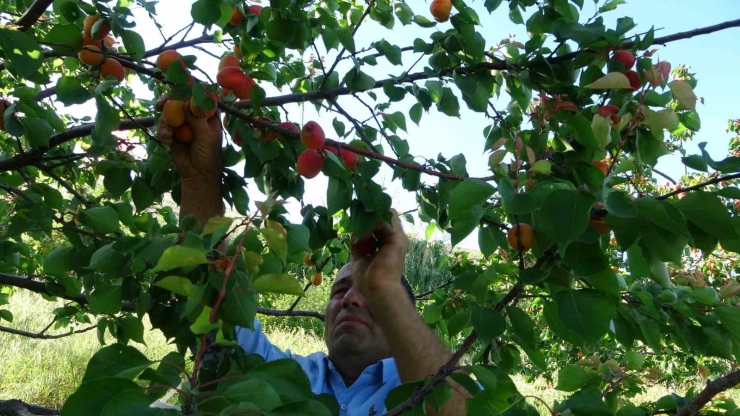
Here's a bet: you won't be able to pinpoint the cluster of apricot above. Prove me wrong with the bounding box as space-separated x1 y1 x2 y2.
76 13 125 83
229 3 262 26
611 50 641 92
157 50 217 141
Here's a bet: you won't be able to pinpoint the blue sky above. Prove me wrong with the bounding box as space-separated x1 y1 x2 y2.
69 0 740 248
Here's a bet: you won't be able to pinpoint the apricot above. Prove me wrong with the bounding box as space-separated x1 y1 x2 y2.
351 232 377 257
310 273 322 287
232 76 254 99
82 34 103 49
174 124 194 142
219 55 240 70
84 14 110 40
277 121 300 138
230 8 244 26
340 148 357 170
78 45 104 66
303 253 314 266
100 58 124 83
430 0 452 22
156 50 184 73
190 93 218 119
322 145 340 157
596 105 619 118
217 66 247 90
301 121 325 149
625 70 642 92
103 36 115 48
163 100 186 128
507 223 534 252
589 219 611 235
234 43 243 60
612 50 635 71
247 5 262 15
592 161 608 176
297 149 324 179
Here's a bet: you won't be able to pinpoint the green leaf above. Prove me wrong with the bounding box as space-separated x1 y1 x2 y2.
60 378 143 416
450 205 484 247
715 307 740 343
120 30 145 61
245 359 313 402
80 206 120 235
191 0 222 26
152 246 209 272
22 118 54 148
119 315 145 345
44 246 74 277
555 365 601 392
88 285 123 314
409 103 422 126
555 289 616 345
154 276 195 297
438 88 461 117
565 391 614 416
470 304 506 342
637 317 661 351
223 379 282 411
0 309 13 322
100 390 155 416
506 306 547 370
539 190 594 253
261 228 288 263
448 180 495 220
327 176 352 215
82 344 150 383
190 306 221 335
668 80 697 111
682 155 708 172
567 114 601 150
87 244 127 275
0 28 43 78
478 226 501 258
336 27 356 53
223 272 257 329
674 192 740 240
253 274 304 296
632 198 690 237
343 66 376 92
625 350 645 370
56 76 92 106
585 72 631 89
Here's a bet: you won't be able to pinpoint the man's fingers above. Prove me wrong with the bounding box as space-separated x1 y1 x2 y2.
156 115 174 146
155 93 170 111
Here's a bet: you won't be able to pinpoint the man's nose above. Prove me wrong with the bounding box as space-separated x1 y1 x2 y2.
341 286 366 309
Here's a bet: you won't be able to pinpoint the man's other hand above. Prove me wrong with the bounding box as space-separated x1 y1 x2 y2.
352 210 410 295
155 94 223 184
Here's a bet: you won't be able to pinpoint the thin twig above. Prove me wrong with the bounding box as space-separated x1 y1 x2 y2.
658 172 740 200
652 168 677 185
38 165 93 207
0 323 96 339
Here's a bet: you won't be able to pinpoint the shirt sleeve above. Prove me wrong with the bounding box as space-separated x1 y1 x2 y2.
235 318 294 362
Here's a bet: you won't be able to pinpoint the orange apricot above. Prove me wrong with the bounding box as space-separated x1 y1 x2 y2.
100 58 124 83
173 124 194 142
507 223 534 252
217 67 247 90
230 8 244 25
301 121 325 149
78 45 104 66
190 93 218 119
219 55 240 70
310 273 322 286
297 149 324 179
430 0 452 22
156 50 184 73
163 100 186 128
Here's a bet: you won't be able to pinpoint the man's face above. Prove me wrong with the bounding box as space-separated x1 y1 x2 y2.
324 263 391 361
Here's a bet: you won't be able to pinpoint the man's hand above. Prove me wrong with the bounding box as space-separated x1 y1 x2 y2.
156 94 224 183
351 210 410 295
156 95 224 224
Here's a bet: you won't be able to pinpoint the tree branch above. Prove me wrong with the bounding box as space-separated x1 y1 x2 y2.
38 165 93 207
676 369 740 416
0 272 325 321
319 3 372 89
13 0 54 31
0 323 96 339
657 172 740 199
0 400 58 416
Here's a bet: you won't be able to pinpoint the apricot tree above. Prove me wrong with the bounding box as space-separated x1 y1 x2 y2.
1 0 740 415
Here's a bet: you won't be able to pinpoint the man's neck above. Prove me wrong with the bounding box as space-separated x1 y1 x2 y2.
329 352 384 387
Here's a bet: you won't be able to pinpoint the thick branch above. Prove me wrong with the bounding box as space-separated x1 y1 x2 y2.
0 272 325 321
0 323 96 339
550 18 740 64
676 369 740 416
13 0 54 31
0 400 58 416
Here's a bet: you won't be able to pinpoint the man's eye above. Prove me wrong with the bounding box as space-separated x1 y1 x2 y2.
332 289 347 298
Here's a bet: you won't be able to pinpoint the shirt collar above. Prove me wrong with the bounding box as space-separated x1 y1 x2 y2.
325 356 398 384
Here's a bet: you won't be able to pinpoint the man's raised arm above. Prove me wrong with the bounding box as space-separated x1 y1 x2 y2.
354 212 471 416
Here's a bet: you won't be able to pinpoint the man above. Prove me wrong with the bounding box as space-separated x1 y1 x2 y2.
156 102 469 415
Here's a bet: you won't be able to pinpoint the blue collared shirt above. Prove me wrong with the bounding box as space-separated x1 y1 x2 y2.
236 319 401 416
